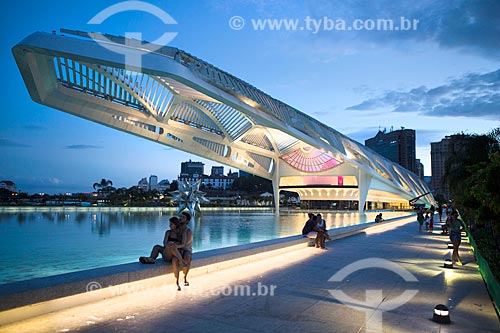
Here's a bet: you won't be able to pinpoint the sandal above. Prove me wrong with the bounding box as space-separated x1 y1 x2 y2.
139 256 155 264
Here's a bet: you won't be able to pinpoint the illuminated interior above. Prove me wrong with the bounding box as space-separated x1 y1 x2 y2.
280 146 341 172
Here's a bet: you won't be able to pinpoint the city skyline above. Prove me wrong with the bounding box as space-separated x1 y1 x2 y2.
1 1 499 194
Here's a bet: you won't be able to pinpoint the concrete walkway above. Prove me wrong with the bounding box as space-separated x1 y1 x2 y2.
1 215 499 333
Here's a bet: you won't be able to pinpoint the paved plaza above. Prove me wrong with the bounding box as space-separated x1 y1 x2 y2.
1 215 499 333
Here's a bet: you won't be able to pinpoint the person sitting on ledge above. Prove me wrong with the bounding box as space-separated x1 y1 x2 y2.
375 213 384 223
302 213 317 238
315 213 331 249
139 216 188 267
172 211 193 291
302 213 331 249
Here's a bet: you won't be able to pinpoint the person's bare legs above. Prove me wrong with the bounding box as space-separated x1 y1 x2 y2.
182 251 192 286
140 245 164 263
314 234 320 248
166 245 188 267
318 233 326 249
172 257 181 291
452 240 462 265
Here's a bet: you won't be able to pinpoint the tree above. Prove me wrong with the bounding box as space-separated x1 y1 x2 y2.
170 180 179 191
93 178 114 197
441 129 500 227
444 133 496 199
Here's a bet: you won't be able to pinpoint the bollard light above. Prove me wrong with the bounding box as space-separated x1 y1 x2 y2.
433 304 451 324
444 259 453 268
447 243 453 249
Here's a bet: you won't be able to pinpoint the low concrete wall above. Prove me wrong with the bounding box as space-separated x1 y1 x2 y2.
0 215 412 325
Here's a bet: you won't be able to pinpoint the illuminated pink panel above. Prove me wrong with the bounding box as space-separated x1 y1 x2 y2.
281 147 340 172
338 176 344 186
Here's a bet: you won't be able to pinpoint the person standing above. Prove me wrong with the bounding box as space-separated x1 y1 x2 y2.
416 207 425 232
429 211 434 231
448 211 463 265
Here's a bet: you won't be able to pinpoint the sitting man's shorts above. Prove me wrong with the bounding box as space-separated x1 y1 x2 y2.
303 231 318 239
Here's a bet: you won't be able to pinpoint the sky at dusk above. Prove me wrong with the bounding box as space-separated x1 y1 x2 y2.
1 0 499 194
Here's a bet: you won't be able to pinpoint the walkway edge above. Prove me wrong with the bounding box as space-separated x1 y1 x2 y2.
0 215 413 325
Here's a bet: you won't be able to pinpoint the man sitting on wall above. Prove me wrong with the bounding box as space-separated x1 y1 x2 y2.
375 213 384 223
172 211 193 291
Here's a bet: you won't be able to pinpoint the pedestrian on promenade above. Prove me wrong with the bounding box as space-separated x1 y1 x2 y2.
448 211 463 265
446 205 453 219
375 213 384 223
424 212 430 231
437 205 443 222
302 213 330 249
315 213 330 249
139 216 188 267
172 211 193 291
429 211 434 231
416 207 425 232
302 213 317 238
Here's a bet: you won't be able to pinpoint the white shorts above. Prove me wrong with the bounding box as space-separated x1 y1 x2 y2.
305 231 318 239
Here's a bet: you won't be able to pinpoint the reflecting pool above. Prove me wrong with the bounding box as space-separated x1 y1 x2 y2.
0 207 411 284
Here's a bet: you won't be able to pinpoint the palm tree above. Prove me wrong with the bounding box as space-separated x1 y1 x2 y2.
93 179 114 198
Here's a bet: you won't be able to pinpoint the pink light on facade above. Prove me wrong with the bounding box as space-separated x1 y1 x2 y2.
281 146 341 172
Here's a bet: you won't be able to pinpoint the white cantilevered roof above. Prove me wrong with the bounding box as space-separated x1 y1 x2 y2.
12 29 435 207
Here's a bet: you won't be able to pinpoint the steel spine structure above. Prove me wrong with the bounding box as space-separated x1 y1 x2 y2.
12 30 436 210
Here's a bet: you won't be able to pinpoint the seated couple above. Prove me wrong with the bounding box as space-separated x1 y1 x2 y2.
139 211 193 291
302 213 331 249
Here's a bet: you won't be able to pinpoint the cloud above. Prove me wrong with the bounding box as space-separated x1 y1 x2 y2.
215 1 500 61
44 177 63 185
347 68 500 120
65 145 104 150
304 0 500 59
0 138 31 147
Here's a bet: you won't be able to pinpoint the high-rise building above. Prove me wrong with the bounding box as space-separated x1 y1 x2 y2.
0 180 16 192
239 170 252 178
157 179 171 192
203 174 236 190
431 137 450 200
137 177 148 191
415 159 424 179
211 166 224 176
149 175 158 191
365 128 416 173
180 160 204 177
430 134 468 201
179 163 236 190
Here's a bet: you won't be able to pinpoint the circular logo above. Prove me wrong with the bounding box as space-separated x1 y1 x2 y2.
87 1 178 71
86 281 102 292
229 16 245 30
328 258 419 332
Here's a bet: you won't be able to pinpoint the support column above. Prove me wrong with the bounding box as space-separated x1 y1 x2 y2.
272 159 280 214
358 169 372 213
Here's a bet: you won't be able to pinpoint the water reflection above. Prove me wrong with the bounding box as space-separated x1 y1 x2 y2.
91 213 110 236
0 208 411 284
